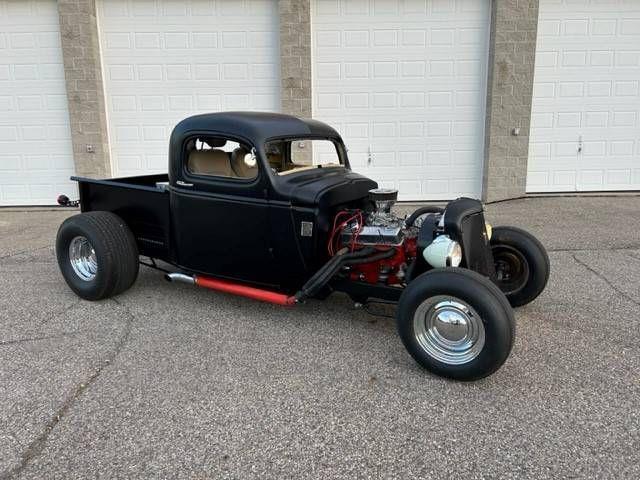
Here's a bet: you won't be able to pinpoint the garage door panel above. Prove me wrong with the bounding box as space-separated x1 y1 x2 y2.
101 0 275 18
316 0 486 18
313 0 490 201
528 1 640 192
0 0 76 206
98 0 280 177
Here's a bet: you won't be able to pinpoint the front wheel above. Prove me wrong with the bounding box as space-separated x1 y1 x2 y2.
397 268 515 381
490 226 550 307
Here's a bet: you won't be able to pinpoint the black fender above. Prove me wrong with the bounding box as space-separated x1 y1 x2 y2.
408 198 496 281
443 198 496 278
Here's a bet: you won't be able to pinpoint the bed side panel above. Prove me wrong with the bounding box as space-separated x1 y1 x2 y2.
78 180 170 260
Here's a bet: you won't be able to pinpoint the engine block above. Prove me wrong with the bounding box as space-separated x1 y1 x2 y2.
341 222 404 246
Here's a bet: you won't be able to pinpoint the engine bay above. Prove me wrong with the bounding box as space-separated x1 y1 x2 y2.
328 188 432 287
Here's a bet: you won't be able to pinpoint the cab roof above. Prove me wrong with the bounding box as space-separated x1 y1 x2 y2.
170 111 341 146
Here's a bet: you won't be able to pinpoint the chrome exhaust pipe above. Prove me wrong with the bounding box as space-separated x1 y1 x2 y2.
164 273 195 285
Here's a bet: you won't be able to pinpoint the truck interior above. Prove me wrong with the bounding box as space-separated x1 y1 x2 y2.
186 137 257 180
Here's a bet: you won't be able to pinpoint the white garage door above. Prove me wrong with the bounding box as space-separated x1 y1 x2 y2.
97 0 280 177
312 0 490 201
527 1 640 192
0 0 75 206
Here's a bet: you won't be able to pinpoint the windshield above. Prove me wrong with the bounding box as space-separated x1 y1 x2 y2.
264 139 343 175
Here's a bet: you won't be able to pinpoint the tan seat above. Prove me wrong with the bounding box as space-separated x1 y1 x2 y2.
230 147 258 179
188 149 233 177
266 153 283 170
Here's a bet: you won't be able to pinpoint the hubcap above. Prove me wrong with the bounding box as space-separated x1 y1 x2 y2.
69 236 98 281
413 296 485 365
492 245 529 295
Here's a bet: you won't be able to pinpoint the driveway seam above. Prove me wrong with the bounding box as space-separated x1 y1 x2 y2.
571 254 640 308
0 298 135 480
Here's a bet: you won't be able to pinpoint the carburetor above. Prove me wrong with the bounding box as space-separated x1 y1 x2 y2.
341 188 405 246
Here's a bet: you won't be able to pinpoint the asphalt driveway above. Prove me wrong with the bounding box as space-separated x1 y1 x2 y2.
1 196 639 479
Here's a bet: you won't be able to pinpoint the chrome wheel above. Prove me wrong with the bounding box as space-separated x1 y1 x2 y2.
69 236 98 281
413 296 485 365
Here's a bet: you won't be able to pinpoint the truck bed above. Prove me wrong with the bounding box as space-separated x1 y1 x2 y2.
73 173 171 260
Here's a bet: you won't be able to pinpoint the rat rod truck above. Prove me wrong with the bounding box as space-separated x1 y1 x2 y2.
56 112 549 380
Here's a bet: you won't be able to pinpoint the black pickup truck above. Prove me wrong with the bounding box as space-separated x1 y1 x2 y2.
56 112 549 380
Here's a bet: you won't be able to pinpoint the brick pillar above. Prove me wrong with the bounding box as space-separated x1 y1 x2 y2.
57 0 111 178
482 0 539 202
278 0 312 118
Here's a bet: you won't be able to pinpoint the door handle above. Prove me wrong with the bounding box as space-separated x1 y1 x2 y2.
176 180 193 187
367 145 373 165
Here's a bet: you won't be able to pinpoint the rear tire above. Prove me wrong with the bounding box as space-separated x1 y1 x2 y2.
490 226 550 307
56 212 139 300
397 268 515 381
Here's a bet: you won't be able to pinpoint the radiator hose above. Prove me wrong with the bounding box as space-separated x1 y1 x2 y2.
405 206 444 228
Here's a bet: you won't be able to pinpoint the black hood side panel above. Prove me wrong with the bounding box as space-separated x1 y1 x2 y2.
272 168 377 208
266 168 377 290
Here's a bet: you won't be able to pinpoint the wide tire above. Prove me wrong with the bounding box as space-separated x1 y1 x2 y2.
490 226 550 307
397 268 515 381
56 212 139 300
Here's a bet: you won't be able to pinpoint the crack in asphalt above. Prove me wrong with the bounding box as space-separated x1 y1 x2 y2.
627 252 640 263
547 245 640 253
0 298 135 480
0 246 52 261
0 300 82 347
571 254 640 308
0 331 82 347
38 300 81 329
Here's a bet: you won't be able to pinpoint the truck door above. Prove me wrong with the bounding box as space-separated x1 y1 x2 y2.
170 137 276 286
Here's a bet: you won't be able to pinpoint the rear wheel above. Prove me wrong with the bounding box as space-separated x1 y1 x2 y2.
490 226 550 307
397 268 515 381
56 212 139 300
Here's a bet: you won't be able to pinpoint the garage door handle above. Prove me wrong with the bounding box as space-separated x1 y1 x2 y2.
176 180 193 187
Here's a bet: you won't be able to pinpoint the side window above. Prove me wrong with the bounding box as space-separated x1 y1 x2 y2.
187 137 258 180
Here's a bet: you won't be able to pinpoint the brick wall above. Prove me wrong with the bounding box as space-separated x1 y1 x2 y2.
278 0 312 118
482 0 540 202
57 0 110 178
